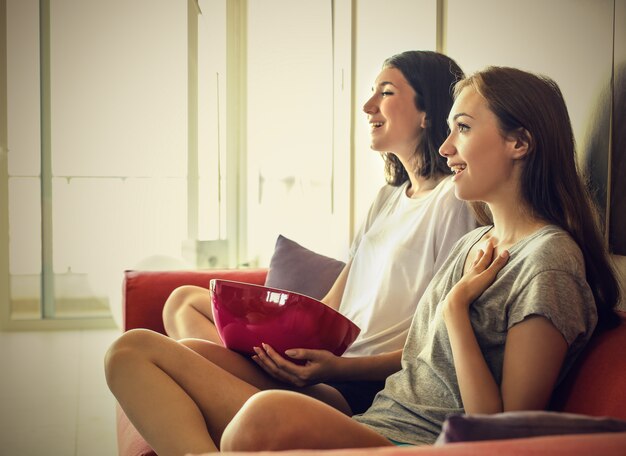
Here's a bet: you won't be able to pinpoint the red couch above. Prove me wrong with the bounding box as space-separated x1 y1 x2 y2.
117 269 626 456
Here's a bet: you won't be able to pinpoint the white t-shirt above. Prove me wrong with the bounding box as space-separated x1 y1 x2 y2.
340 177 477 356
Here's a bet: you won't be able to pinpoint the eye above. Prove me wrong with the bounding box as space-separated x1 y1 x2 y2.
457 122 470 133
381 91 394 97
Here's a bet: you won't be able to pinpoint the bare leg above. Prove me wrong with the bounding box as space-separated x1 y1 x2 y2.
179 338 352 415
105 329 259 455
161 287 355 413
222 390 393 451
162 285 222 342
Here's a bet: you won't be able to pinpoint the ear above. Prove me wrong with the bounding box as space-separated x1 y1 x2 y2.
508 128 531 160
420 113 428 129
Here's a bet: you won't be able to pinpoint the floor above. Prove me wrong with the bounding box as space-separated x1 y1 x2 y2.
0 328 121 456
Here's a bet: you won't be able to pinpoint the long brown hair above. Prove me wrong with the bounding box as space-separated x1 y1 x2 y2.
455 67 620 330
382 51 464 185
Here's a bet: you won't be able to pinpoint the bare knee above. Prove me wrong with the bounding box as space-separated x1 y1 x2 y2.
162 285 213 335
162 285 198 318
221 390 309 451
104 329 156 390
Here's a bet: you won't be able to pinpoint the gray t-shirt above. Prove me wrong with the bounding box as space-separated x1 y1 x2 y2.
352 225 598 445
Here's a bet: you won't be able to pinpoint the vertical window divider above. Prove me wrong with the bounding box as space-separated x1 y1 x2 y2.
0 0 10 327
226 0 247 267
187 0 200 243
39 0 54 319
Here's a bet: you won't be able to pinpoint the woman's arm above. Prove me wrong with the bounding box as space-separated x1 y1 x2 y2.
252 346 402 387
443 242 568 414
321 260 352 311
442 241 508 414
501 316 567 411
444 305 503 413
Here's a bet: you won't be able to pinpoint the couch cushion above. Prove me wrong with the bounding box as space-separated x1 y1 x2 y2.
116 404 156 456
550 312 626 420
265 235 345 300
435 411 626 445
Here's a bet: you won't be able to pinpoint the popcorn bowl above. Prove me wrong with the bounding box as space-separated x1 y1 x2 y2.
210 279 360 360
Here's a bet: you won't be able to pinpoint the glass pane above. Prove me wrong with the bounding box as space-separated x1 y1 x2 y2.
49 0 187 178
7 0 42 320
9 178 42 320
197 0 227 240
44 0 189 320
51 177 187 318
247 0 335 265
7 0 41 176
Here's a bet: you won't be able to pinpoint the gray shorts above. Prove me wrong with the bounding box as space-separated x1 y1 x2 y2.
325 380 386 415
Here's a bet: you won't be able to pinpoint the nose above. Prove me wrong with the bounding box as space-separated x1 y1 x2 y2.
439 132 455 157
363 94 378 114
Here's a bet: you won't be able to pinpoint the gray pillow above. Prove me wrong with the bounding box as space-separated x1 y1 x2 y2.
264 235 345 300
435 411 626 445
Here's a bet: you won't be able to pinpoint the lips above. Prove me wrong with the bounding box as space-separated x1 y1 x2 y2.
369 121 384 132
449 163 466 180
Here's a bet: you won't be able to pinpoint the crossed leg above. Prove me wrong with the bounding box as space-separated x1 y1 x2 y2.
178 337 352 414
105 329 353 455
162 285 220 342
222 390 394 451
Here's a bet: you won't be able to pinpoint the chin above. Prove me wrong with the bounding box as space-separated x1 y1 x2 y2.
453 186 467 200
453 186 476 202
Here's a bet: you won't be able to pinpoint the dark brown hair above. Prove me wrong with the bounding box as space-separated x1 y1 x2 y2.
455 66 620 330
382 51 464 185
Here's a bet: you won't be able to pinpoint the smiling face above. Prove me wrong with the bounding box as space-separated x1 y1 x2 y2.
362 67 426 160
439 86 526 205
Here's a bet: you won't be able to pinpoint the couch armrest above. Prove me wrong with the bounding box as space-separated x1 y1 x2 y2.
122 268 268 333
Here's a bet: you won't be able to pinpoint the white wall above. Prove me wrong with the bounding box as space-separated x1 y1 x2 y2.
443 0 624 309
445 0 613 206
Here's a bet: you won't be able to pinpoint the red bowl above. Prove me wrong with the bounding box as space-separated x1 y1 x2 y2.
210 279 360 361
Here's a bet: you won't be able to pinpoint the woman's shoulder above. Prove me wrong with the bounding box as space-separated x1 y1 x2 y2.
374 181 406 202
515 225 585 277
525 225 581 255
357 182 407 229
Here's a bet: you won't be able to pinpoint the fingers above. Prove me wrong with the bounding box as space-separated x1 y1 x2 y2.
475 241 495 270
252 344 306 386
472 241 510 274
477 249 510 288
252 354 301 385
487 250 509 274
254 344 294 372
266 344 314 367
471 249 484 267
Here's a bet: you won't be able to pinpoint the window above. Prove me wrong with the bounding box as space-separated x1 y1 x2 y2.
4 0 201 328
1 0 348 328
